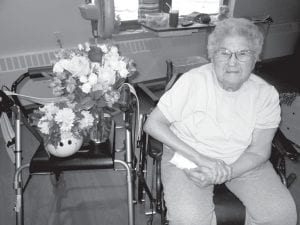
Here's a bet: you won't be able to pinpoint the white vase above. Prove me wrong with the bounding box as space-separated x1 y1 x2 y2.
46 135 83 158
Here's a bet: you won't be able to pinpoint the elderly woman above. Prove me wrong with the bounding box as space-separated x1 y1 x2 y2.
143 18 297 225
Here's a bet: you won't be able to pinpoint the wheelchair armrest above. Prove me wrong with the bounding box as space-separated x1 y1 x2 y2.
148 135 163 159
273 129 299 161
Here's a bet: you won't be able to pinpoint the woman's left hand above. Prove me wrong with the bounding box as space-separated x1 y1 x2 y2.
211 160 233 184
184 167 214 187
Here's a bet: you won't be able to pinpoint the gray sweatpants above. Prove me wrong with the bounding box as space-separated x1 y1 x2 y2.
161 148 297 225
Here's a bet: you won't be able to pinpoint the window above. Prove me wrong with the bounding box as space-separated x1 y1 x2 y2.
115 0 221 22
172 0 220 15
115 0 138 21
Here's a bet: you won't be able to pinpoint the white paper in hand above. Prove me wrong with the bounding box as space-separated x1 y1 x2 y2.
169 152 197 169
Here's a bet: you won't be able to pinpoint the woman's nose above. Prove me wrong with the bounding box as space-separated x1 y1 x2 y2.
228 53 238 65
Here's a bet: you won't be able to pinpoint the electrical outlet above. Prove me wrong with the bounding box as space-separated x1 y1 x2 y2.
53 31 63 48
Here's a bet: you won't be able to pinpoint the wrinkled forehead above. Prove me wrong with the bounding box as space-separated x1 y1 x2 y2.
217 35 253 51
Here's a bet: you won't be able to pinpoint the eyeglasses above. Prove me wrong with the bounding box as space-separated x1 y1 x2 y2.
214 48 255 62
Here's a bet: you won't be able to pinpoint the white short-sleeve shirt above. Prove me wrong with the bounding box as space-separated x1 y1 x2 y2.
157 63 281 166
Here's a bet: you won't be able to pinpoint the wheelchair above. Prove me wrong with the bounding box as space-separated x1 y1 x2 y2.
136 114 299 225
135 60 299 225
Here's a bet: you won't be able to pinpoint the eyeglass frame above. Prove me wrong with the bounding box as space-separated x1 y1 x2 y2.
213 48 256 62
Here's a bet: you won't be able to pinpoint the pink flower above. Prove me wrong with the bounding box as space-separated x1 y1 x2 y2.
88 46 103 63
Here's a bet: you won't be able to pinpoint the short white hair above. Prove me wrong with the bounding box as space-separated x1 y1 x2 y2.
207 18 264 59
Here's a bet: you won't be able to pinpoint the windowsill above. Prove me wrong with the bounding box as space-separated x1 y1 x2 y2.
112 29 156 41
110 22 214 41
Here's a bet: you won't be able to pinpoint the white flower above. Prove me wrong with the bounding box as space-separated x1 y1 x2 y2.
91 62 101 73
40 103 58 113
53 60 68 73
81 83 92 93
61 131 73 140
37 121 50 134
92 82 109 92
105 90 120 105
98 67 115 85
98 44 108 53
58 56 90 78
66 101 76 109
40 103 59 120
60 123 73 132
79 75 88 83
52 86 64 96
88 73 98 85
119 68 129 78
79 111 94 129
104 52 119 64
107 57 121 71
84 42 90 52
109 46 119 56
78 44 84 51
66 77 76 93
115 60 129 78
55 108 75 132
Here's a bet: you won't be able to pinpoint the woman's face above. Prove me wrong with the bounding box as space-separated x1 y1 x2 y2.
212 35 257 92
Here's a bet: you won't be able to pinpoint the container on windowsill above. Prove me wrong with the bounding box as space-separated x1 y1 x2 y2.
169 10 179 27
145 13 169 28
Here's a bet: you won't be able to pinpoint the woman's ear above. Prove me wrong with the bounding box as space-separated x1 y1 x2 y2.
252 55 260 69
255 55 261 62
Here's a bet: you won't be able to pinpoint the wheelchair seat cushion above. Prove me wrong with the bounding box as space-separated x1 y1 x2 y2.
214 184 245 225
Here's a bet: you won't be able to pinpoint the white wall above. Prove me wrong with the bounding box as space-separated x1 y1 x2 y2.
0 0 91 56
232 0 300 60
233 0 300 23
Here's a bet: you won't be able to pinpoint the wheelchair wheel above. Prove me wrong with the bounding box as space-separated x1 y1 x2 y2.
160 187 169 225
136 114 169 224
136 114 149 203
152 157 169 225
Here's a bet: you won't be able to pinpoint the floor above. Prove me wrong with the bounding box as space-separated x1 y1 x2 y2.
0 55 299 225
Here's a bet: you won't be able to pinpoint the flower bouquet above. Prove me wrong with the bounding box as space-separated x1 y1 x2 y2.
31 42 137 156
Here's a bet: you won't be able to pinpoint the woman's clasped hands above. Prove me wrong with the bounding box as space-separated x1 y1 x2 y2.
184 158 232 187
